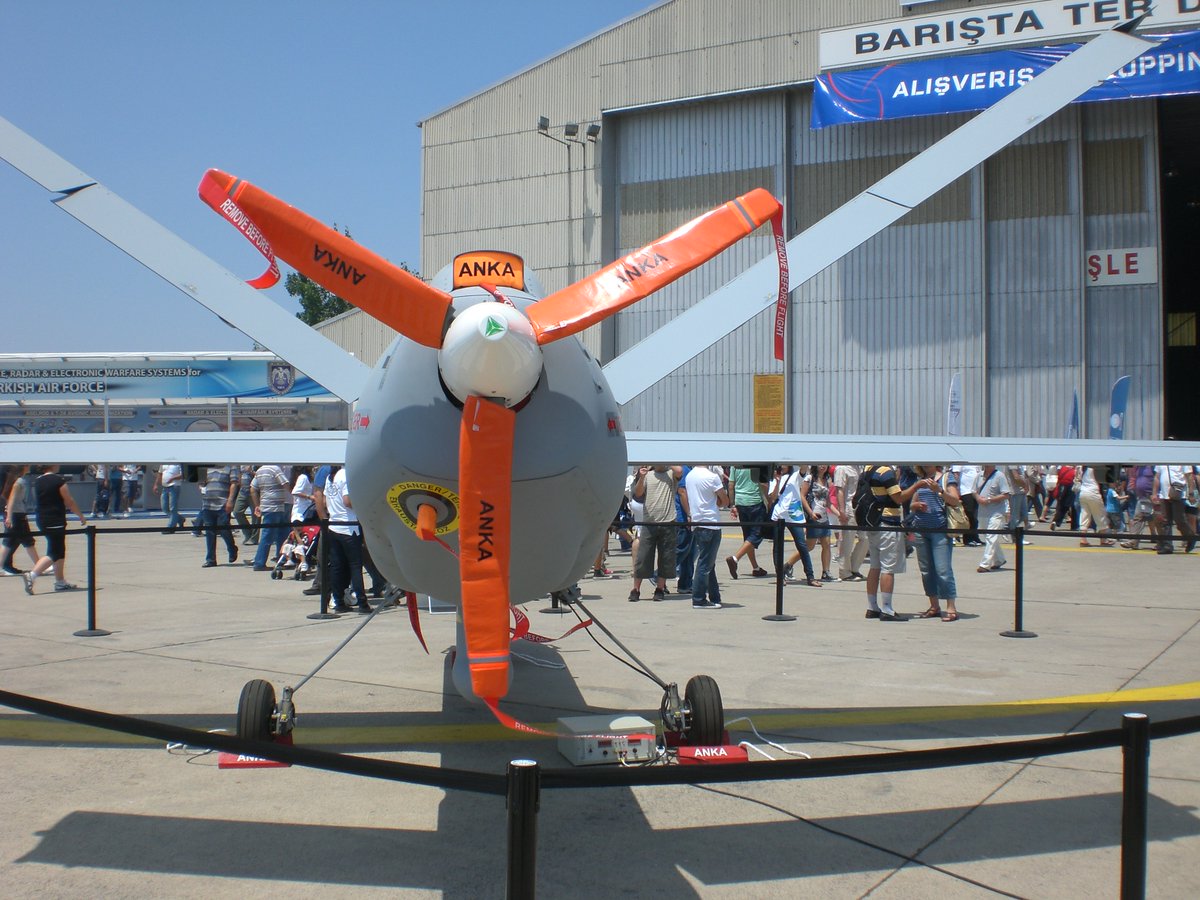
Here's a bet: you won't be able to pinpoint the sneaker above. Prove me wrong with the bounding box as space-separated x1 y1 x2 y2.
53 581 78 592
23 572 34 595
750 568 770 578
692 600 722 609
725 556 738 579
628 589 640 602
879 611 903 622
201 560 217 568
302 585 322 596
821 572 834 582
252 565 269 572
1 566 22 577
354 603 373 614
652 589 665 602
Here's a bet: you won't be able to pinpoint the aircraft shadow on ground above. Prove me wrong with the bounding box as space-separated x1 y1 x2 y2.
16 791 1200 892
7 637 1200 894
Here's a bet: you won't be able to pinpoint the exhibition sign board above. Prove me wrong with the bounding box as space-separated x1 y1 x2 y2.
814 29 1200 127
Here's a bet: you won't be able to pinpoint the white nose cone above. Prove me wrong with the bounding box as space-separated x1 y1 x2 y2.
439 303 543 407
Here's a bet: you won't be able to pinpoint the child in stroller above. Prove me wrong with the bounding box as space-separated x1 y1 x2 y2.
272 524 320 580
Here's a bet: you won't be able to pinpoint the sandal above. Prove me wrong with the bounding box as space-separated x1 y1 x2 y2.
943 612 959 622
804 578 823 587
918 607 942 618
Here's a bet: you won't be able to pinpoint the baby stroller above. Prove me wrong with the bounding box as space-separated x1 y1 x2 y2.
272 524 320 580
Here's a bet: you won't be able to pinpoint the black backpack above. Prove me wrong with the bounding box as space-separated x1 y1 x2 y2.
853 466 884 528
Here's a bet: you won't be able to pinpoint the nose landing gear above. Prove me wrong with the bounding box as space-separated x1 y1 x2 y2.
661 675 725 746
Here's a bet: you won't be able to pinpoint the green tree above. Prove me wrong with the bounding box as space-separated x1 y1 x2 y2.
287 226 419 325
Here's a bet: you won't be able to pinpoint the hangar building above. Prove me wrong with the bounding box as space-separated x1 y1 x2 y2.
322 0 1200 442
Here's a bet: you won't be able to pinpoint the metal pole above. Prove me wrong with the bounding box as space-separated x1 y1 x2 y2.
506 758 540 900
1000 525 1036 638
74 525 111 637
1120 712 1150 900
763 518 795 622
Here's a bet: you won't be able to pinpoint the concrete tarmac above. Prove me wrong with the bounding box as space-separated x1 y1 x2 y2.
1 517 1197 898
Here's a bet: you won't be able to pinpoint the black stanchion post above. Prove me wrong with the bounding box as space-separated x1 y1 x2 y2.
75 525 111 637
763 518 796 622
506 758 540 900
1000 525 1036 638
1120 712 1150 900
307 519 340 620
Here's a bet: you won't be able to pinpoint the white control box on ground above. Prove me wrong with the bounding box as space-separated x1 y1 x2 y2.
557 714 657 766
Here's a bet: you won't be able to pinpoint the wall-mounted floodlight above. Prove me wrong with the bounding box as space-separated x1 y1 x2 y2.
537 116 550 132
563 122 580 139
586 123 601 141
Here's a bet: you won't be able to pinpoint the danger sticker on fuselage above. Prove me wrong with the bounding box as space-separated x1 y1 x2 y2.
387 482 460 535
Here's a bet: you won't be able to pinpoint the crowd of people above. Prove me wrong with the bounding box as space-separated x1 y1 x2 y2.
3 461 1195 616
599 463 1198 620
0 463 393 610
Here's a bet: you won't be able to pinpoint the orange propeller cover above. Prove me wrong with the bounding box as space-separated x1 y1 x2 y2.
458 396 515 700
525 187 781 344
199 169 453 349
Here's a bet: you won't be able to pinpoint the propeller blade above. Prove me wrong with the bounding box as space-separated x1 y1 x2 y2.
198 169 454 349
457 396 516 701
525 188 781 345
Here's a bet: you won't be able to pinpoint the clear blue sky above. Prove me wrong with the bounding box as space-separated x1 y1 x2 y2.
0 1 654 354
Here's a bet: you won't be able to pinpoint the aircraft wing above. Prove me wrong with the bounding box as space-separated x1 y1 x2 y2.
602 23 1154 405
0 116 370 403
625 432 1200 466
0 430 346 466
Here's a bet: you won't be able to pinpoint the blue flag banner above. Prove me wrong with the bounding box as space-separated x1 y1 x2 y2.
1066 388 1080 441
1109 375 1132 440
813 30 1200 128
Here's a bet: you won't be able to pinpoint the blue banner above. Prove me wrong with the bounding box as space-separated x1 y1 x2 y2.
1109 375 1132 440
0 357 331 400
1066 388 1080 441
813 30 1200 128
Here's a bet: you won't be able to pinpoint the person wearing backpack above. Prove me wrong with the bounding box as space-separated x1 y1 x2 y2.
859 464 926 620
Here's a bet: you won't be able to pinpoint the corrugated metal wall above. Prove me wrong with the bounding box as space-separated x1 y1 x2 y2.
611 89 1162 440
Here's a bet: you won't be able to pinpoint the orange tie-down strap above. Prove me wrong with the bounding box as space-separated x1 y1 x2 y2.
198 169 453 349
525 187 781 345
458 397 515 701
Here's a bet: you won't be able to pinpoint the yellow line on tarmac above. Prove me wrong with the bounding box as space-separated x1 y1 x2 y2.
2 682 1196 747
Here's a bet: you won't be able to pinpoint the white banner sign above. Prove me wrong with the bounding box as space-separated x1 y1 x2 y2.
1085 246 1158 285
820 0 1200 70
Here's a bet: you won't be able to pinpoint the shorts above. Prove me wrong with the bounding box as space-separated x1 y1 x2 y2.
735 503 767 547
868 526 906 575
37 521 67 562
806 521 831 540
3 513 34 550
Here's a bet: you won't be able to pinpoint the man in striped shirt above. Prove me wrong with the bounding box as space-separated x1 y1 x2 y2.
862 464 924 621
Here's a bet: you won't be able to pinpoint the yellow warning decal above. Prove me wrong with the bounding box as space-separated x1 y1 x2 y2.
387 481 460 535
452 250 525 291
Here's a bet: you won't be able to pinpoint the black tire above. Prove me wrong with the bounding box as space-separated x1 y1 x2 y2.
237 679 276 742
684 675 724 746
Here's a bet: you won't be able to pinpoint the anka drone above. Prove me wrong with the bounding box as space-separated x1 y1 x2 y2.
2 20 1195 742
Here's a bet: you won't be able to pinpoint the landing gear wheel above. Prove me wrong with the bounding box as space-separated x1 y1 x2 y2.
683 675 724 746
237 679 277 742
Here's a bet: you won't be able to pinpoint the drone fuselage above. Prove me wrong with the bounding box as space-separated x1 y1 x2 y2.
347 285 628 608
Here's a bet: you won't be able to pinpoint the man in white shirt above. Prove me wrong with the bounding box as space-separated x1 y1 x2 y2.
324 466 372 612
954 464 983 546
833 464 867 580
153 463 185 532
1152 465 1197 554
975 464 1011 572
684 465 730 609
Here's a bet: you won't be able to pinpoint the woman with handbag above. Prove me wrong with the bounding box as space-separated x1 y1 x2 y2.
768 465 822 587
909 465 962 621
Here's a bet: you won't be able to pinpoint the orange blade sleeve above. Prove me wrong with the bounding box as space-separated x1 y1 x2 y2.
199 169 453 349
458 396 515 701
525 187 781 345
